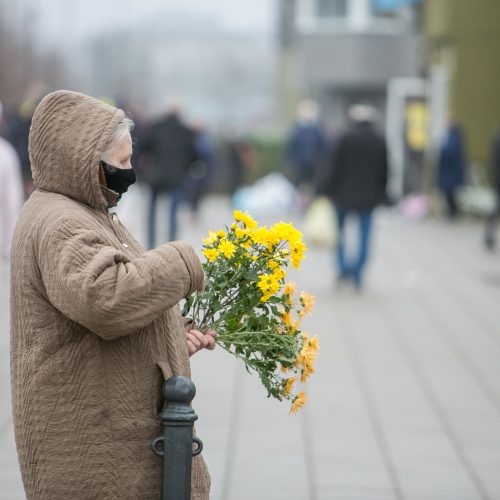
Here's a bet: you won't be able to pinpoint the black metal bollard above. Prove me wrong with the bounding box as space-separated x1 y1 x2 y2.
151 376 203 500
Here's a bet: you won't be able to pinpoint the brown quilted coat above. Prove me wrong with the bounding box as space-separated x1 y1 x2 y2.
10 90 211 499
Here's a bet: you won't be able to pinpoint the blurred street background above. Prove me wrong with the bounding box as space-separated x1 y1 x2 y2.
1 0 500 499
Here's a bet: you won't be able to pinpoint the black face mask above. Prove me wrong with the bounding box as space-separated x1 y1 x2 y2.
101 161 136 199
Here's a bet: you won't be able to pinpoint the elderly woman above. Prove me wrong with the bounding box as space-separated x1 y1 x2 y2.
10 90 214 499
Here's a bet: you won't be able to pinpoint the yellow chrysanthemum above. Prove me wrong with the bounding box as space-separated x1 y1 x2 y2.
299 292 315 317
273 221 302 245
265 228 280 248
307 335 319 351
272 268 286 281
300 364 315 383
280 364 290 374
251 226 270 246
202 248 219 262
257 273 281 296
295 334 318 370
297 334 320 382
234 227 248 239
284 281 297 296
279 306 299 333
193 212 316 411
202 230 218 245
283 377 296 397
289 391 308 414
281 311 292 326
290 241 307 269
234 210 258 229
218 240 236 259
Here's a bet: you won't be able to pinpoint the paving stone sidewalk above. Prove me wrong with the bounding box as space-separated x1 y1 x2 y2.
1 190 500 500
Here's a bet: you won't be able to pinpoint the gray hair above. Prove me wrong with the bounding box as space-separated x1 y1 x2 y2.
101 117 134 161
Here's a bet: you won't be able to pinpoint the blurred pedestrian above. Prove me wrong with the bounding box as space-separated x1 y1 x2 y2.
324 104 388 290
437 118 466 219
10 90 214 500
286 99 327 210
0 102 23 260
8 100 34 197
7 82 46 198
484 125 500 250
223 125 255 199
184 119 215 219
142 102 198 246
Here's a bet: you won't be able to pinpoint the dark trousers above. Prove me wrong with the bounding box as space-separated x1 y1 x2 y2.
148 188 183 248
335 207 374 288
443 189 459 218
484 200 500 250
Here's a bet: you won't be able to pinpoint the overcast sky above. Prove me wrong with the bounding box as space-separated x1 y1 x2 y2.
8 0 277 49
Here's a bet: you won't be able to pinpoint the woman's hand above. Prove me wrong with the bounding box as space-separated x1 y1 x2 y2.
186 328 217 357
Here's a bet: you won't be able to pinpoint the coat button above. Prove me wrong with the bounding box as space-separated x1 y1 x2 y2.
122 242 129 249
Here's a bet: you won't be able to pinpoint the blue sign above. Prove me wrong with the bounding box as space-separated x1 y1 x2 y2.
373 0 420 11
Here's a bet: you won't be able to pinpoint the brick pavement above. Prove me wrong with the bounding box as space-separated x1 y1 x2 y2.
1 190 500 499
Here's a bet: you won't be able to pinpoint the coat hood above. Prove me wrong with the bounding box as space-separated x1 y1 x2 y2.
29 90 125 210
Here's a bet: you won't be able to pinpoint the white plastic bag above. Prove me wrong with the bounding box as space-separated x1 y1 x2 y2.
233 173 298 215
303 196 337 247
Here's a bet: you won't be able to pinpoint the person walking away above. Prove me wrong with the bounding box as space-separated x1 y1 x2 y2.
286 99 327 211
10 90 215 500
325 104 388 290
437 119 466 219
142 103 198 246
223 125 256 201
0 104 24 260
484 125 500 250
184 120 215 220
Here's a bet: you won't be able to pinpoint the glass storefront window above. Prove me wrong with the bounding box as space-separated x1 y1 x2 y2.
316 0 348 18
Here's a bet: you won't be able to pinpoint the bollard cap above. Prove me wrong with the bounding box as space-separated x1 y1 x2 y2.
163 376 196 404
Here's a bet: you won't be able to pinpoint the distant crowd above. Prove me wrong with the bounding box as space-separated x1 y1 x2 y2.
1 90 500 284
0 93 258 255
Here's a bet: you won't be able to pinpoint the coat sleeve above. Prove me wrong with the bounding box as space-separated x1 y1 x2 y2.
37 217 204 340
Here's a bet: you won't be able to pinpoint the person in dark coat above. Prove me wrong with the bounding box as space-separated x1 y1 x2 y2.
484 125 500 250
223 133 253 199
184 120 215 219
142 107 198 247
437 120 466 218
324 104 388 289
7 102 35 198
286 99 327 189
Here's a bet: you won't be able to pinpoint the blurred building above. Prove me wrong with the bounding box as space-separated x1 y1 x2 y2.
278 0 422 130
80 10 276 128
424 0 500 175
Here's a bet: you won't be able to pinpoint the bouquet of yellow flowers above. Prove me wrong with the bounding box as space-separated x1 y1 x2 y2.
183 210 319 414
